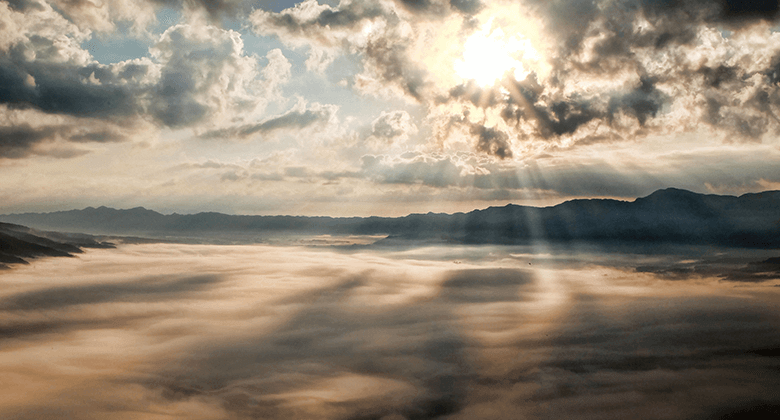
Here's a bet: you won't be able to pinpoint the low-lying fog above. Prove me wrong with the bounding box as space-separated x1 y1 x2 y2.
1 243 779 419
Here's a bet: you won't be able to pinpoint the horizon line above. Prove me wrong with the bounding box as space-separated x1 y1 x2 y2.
3 187 779 219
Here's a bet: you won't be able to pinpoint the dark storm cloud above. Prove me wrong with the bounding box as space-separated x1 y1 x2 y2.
607 77 664 126
394 0 482 17
2 0 43 11
698 64 739 91
396 0 437 13
471 123 513 158
495 75 599 138
399 0 483 15
0 124 57 159
766 53 780 86
168 0 253 20
0 123 123 158
532 0 780 57
0 15 142 123
151 70 207 127
641 0 780 26
0 57 138 119
49 0 257 28
445 73 666 152
449 0 482 15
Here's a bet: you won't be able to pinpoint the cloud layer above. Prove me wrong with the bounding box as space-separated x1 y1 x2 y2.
1 243 779 419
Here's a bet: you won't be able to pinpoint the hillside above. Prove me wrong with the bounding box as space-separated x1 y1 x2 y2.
0 222 115 269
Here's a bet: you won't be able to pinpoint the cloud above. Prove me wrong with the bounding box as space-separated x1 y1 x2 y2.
470 123 513 159
249 0 465 98
2 0 780 211
361 154 463 187
0 2 276 125
1 243 779 419
250 0 780 159
526 0 780 140
148 23 266 128
149 275 475 419
67 129 125 143
0 273 221 312
367 109 418 146
636 255 780 283
0 124 58 159
321 148 780 199
439 268 532 302
0 3 295 160
0 1 141 119
449 0 482 15
249 1 389 49
16 0 260 34
199 102 337 140
6 0 779 166
0 120 127 159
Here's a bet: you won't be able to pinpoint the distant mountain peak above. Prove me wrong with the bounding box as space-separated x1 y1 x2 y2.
80 206 160 216
640 187 702 199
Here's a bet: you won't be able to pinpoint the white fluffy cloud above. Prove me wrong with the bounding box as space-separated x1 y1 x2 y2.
148 23 271 128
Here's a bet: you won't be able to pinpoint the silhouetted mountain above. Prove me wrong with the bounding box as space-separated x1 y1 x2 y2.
0 222 115 269
2 188 779 248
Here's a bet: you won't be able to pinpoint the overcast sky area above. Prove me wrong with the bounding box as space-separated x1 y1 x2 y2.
2 0 780 216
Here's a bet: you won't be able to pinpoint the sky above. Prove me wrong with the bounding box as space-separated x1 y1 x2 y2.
1 0 780 216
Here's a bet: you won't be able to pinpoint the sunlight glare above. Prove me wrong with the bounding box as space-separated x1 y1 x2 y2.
455 20 539 87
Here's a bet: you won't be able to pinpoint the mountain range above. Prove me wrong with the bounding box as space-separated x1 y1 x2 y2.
2 188 779 248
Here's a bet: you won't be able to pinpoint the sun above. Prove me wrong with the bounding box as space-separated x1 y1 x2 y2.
454 19 539 87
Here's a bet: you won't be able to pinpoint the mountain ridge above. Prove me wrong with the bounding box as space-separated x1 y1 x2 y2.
10 188 778 218
2 188 779 248
0 223 116 269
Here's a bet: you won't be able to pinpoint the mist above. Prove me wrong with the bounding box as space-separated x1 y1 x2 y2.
1 242 779 419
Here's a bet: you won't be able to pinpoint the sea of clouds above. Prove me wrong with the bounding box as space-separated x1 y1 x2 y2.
1 242 779 419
